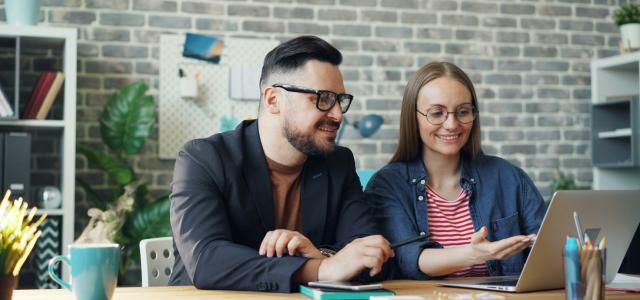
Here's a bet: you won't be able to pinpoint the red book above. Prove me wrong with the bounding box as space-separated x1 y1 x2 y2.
25 72 56 119
23 73 46 118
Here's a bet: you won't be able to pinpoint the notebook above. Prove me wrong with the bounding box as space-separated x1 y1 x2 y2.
300 285 395 300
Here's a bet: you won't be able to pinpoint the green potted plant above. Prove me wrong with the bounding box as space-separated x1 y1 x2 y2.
0 191 46 300
548 170 590 204
75 81 171 284
614 3 640 51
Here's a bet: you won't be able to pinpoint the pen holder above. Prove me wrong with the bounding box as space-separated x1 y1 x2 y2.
563 247 605 300
180 77 198 99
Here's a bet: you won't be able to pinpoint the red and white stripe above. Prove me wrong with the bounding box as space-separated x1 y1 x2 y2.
427 186 488 277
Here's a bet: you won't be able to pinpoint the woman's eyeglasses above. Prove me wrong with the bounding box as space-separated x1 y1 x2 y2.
272 83 353 114
417 104 477 125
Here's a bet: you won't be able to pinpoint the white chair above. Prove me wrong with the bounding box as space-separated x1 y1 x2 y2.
140 237 175 287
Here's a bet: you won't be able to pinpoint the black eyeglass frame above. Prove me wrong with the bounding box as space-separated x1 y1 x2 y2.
416 104 478 125
272 83 353 114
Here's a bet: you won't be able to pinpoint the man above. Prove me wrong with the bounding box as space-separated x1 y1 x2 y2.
169 36 393 292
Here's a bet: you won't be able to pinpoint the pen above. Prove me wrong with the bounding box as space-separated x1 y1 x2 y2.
391 233 430 249
573 211 584 246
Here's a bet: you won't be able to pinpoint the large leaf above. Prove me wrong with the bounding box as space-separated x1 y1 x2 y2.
77 144 134 185
100 81 157 155
124 194 172 242
75 177 106 210
132 183 150 211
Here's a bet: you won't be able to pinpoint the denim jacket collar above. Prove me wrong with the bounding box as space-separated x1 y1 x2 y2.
406 154 477 191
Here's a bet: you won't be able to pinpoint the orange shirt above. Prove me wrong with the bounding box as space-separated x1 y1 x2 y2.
266 157 303 231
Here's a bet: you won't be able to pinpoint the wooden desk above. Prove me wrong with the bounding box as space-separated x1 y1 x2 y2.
12 280 637 299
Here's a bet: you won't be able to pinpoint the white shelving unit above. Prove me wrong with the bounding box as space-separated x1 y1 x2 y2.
0 25 76 280
591 52 640 190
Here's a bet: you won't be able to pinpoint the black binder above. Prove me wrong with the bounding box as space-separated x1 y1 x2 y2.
3 132 31 200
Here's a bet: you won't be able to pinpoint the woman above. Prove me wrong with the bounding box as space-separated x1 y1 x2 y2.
365 62 546 279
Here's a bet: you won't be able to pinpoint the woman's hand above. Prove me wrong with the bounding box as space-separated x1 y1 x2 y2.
468 226 535 263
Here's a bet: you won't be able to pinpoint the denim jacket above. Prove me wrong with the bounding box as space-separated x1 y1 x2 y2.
364 153 547 280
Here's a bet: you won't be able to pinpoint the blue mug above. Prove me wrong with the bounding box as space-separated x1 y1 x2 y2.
48 244 120 300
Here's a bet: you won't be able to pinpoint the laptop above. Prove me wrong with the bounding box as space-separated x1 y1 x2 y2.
442 190 640 292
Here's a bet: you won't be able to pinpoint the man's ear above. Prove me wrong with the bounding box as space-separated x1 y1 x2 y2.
262 86 280 114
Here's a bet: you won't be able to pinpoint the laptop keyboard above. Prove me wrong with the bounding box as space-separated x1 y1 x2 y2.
481 280 518 287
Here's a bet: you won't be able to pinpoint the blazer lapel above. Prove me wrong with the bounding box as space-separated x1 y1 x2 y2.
241 120 275 231
300 156 328 244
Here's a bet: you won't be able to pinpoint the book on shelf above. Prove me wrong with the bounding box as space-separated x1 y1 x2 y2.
23 72 55 119
23 72 64 120
598 128 632 139
300 285 395 300
35 72 64 120
0 81 14 118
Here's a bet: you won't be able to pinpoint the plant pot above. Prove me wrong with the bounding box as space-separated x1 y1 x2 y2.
4 0 42 26
0 275 18 300
620 23 640 50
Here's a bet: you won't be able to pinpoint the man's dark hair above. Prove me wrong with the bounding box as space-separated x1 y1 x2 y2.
259 36 342 87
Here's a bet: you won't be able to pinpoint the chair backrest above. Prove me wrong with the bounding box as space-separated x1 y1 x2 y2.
140 237 175 287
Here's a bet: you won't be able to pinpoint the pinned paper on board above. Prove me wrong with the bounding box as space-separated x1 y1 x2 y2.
229 66 262 101
182 33 224 64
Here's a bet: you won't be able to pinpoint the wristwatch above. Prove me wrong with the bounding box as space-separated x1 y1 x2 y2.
319 247 336 257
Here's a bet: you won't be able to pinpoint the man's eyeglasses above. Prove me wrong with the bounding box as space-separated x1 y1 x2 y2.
417 104 477 125
272 83 353 114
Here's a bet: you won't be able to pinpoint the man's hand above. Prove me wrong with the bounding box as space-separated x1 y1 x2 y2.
317 235 394 281
259 229 323 259
468 227 535 264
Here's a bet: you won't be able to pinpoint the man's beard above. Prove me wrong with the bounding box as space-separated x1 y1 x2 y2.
283 118 340 156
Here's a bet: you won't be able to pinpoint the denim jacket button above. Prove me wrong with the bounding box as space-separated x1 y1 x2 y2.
412 179 417 183
420 179 425 185
418 195 424 201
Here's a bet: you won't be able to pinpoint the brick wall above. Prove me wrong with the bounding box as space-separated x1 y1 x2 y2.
0 0 634 224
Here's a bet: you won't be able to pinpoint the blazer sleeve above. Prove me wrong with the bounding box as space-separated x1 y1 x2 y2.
364 169 442 280
170 140 308 292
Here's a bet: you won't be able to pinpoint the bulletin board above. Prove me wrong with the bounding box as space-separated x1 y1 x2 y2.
158 35 278 159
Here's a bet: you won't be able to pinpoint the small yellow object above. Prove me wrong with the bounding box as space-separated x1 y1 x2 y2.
0 190 47 276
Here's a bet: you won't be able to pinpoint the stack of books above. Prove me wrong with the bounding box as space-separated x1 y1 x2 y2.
22 71 65 120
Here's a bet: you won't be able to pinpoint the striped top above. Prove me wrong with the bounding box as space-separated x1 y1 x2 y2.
426 186 489 277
